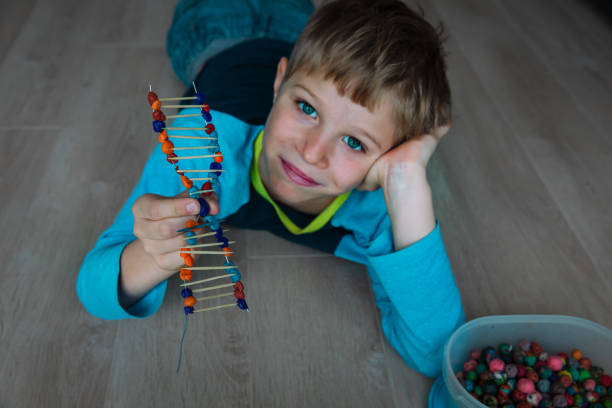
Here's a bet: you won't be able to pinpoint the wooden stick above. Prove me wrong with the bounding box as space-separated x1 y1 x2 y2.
162 105 204 108
188 188 214 195
187 265 234 271
158 96 198 101
196 291 234 301
166 113 202 119
191 282 235 292
186 241 235 249
180 250 230 255
180 273 237 287
177 169 224 173
188 179 213 183
171 146 217 151
193 303 236 313
187 229 229 240
164 127 209 131
168 135 218 140
168 154 219 161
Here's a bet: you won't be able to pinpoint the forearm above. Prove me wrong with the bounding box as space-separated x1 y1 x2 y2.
382 163 435 251
119 239 175 308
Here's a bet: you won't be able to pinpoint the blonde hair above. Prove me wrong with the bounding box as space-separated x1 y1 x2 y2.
284 0 451 140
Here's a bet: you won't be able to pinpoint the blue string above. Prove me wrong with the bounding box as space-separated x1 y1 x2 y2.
176 314 189 373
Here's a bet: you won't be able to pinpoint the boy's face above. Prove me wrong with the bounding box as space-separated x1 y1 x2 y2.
259 57 398 215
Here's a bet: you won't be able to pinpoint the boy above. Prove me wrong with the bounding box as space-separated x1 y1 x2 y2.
77 0 465 380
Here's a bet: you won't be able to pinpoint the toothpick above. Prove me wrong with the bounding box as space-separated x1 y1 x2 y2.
161 105 206 109
187 265 235 271
181 250 231 255
164 127 210 131
180 273 238 287
186 229 230 240
165 113 203 119
190 282 236 292
196 291 234 301
171 146 217 151
158 96 198 101
168 154 219 161
177 169 224 173
193 303 236 313
188 188 214 195
185 241 235 249
168 135 218 140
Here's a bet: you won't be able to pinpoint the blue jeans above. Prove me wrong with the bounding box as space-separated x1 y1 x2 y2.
167 0 314 85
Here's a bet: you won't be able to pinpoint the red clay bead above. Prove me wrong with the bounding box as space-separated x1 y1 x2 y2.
579 357 592 370
147 91 158 105
234 289 245 299
530 342 543 355
166 153 178 164
152 110 166 121
204 123 215 134
201 103 210 113
233 281 244 292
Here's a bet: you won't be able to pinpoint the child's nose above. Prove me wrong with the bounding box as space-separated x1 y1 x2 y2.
302 132 329 167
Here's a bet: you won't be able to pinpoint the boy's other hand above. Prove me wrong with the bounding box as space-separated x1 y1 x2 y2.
131 192 219 272
358 125 450 192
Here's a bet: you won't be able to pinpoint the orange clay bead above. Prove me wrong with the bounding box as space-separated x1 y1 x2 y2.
185 219 198 229
180 247 190 258
157 130 168 143
184 296 196 307
184 255 194 267
151 100 161 110
179 268 193 281
571 349 582 360
214 152 223 163
161 140 174 154
223 247 233 257
181 175 193 189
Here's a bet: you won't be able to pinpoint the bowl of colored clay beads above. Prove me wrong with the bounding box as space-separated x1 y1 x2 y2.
442 315 612 407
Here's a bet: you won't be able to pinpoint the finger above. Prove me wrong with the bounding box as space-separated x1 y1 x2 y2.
152 249 191 272
132 193 200 221
140 232 192 256
134 215 196 240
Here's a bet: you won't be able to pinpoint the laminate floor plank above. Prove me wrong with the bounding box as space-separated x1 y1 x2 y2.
429 0 612 287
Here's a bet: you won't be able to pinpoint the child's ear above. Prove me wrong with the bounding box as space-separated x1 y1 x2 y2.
273 57 289 102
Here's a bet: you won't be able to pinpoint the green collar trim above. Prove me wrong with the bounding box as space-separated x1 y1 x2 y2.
250 129 350 235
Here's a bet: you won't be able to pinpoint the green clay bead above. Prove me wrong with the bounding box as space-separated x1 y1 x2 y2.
466 370 477 381
539 366 553 379
476 363 487 375
580 368 592 381
574 394 584 406
474 385 483 396
592 403 604 408
601 395 612 408
506 378 516 390
498 343 513 355
569 367 580 381
523 355 537 367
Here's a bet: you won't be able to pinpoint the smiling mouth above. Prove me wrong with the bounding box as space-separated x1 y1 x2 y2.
280 158 320 187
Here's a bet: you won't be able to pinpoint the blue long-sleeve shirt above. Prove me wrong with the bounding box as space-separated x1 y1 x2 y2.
77 109 465 377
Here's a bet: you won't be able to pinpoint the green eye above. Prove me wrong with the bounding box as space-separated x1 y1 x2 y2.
343 136 363 151
299 101 317 118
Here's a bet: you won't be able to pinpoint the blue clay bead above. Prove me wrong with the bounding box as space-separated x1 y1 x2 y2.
217 237 229 248
186 230 197 245
152 120 165 132
201 110 212 122
464 379 474 392
204 216 219 230
181 288 193 298
198 197 210 217
210 161 222 176
237 299 248 310
229 271 241 282
184 306 194 314
215 229 224 239
195 92 205 104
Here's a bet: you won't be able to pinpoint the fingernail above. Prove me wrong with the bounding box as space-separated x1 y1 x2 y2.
186 202 198 214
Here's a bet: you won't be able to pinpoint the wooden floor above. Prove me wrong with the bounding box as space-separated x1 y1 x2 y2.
1 1 611 407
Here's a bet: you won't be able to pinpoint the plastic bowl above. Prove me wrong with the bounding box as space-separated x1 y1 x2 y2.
441 315 612 408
